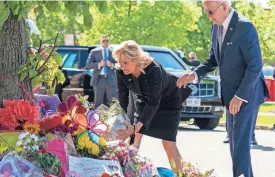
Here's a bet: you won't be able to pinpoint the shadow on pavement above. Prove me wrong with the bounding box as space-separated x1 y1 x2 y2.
251 145 275 151
178 126 226 133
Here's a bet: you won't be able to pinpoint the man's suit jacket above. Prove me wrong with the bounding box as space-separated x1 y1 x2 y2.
194 11 269 109
86 47 117 86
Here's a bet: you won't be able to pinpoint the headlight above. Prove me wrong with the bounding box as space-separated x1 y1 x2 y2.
189 85 198 95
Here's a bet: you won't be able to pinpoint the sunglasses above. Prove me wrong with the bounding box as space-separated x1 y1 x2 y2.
204 3 224 16
102 40 109 43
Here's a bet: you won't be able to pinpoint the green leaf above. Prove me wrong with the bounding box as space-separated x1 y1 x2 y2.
16 64 27 74
0 2 10 28
83 5 93 28
94 1 108 13
19 71 28 81
6 1 19 15
31 76 42 87
54 55 63 66
30 60 38 67
29 70 37 78
56 71 65 84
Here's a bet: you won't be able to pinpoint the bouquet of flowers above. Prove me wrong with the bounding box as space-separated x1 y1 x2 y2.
96 98 130 141
170 160 215 177
0 122 63 177
0 100 40 130
75 131 107 159
102 141 159 177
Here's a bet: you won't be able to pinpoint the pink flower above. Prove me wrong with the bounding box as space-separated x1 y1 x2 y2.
124 172 134 177
119 141 126 147
66 170 81 177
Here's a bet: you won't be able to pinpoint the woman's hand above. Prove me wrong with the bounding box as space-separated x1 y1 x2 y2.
117 122 135 140
116 122 143 140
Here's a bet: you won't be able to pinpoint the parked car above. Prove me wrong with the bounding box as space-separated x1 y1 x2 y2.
39 45 224 130
262 66 275 101
263 66 275 79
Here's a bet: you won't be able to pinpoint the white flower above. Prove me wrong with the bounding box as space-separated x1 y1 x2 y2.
16 140 22 147
25 137 31 144
30 134 38 141
18 132 27 140
23 140 28 146
34 145 39 151
27 146 31 151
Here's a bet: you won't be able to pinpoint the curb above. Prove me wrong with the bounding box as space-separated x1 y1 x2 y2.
219 123 274 131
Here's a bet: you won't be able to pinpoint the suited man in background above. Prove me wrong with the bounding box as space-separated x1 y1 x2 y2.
174 50 200 68
86 35 117 108
177 1 269 177
188 52 201 67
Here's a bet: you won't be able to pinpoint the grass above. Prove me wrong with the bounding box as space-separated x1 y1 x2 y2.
220 104 275 126
220 115 275 126
259 103 275 113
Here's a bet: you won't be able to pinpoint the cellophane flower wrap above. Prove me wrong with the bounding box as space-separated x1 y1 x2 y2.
96 98 130 141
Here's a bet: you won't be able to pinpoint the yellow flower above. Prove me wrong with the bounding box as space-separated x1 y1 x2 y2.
23 123 40 135
170 159 176 169
77 143 84 150
88 147 93 154
0 143 8 154
15 146 23 153
46 133 55 141
86 142 93 149
90 143 100 156
78 137 86 147
83 136 90 145
99 137 106 147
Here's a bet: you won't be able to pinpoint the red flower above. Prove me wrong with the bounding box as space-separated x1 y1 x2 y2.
0 100 39 130
101 173 112 177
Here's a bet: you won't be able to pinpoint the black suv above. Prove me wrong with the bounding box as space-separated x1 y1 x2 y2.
40 45 224 130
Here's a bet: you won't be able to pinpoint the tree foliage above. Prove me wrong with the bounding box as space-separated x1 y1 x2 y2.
79 1 207 58
29 1 274 63
233 1 275 65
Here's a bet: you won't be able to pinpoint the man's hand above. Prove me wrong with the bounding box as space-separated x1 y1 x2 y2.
106 60 113 67
176 73 195 88
229 97 243 115
100 60 105 67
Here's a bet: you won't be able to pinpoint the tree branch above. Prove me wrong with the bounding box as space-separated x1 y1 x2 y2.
36 33 59 74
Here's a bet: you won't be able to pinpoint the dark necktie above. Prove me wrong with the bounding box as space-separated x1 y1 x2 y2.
218 25 224 55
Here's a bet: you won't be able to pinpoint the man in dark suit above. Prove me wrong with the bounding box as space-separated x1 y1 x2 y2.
86 35 117 108
188 52 201 67
177 1 269 177
174 50 201 67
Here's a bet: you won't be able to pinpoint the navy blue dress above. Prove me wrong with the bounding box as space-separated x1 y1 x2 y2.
117 61 191 142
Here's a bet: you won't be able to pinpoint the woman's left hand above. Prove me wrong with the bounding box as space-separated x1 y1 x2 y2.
116 122 135 140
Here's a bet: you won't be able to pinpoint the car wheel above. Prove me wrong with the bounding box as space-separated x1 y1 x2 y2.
194 118 220 130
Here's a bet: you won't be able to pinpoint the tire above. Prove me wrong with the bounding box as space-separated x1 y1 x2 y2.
194 118 220 130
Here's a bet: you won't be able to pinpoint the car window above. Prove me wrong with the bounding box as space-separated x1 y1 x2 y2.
148 51 185 71
59 51 80 69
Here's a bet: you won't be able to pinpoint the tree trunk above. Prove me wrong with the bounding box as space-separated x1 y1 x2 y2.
0 13 32 106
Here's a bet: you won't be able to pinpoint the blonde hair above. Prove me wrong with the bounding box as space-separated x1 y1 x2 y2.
112 40 154 73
